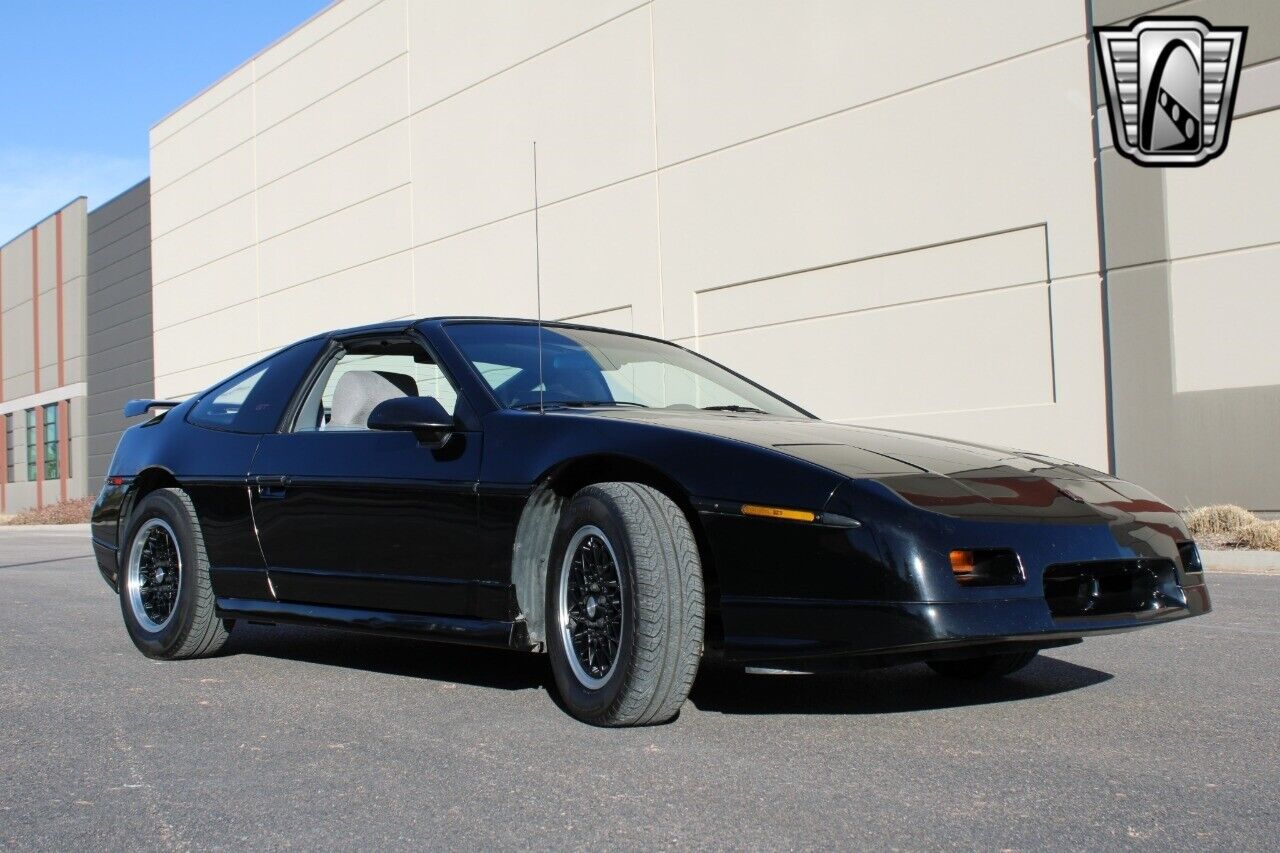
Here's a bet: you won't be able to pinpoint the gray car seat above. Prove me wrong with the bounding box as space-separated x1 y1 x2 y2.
328 370 419 429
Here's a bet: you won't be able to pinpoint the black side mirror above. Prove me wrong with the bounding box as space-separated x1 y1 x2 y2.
368 396 455 447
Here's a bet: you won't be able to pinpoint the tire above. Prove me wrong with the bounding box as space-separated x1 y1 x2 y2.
119 488 231 660
927 650 1038 679
546 483 704 726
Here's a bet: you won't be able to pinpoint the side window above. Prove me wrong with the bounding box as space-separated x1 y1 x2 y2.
187 338 327 434
293 338 459 432
188 368 268 430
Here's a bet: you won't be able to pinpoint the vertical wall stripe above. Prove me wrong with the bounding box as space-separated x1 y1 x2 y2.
57 399 68 502
31 228 40 395
0 245 4 512
31 227 42 509
0 244 4 404
0 245 4 514
55 212 65 389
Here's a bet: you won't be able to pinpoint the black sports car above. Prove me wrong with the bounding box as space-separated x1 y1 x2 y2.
92 318 1209 725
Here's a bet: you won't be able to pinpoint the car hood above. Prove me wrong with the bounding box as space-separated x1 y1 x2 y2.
572 409 1184 528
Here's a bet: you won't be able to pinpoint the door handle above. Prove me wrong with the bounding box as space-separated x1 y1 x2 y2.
254 475 290 499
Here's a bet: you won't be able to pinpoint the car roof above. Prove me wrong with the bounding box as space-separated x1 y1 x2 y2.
324 316 675 348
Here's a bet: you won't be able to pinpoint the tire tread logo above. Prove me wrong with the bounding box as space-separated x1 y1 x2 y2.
1095 16 1246 167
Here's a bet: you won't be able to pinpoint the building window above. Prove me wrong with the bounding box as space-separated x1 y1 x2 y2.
25 409 36 482
43 404 59 481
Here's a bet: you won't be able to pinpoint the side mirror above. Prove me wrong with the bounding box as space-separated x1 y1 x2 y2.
368 396 455 447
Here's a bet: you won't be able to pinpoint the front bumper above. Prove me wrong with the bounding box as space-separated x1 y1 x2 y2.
699 473 1212 667
90 480 131 592
719 578 1210 665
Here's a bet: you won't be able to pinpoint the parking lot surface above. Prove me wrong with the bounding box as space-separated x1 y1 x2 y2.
1 527 1276 850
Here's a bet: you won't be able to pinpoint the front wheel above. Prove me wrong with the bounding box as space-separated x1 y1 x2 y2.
119 488 231 659
927 650 1038 679
546 483 704 726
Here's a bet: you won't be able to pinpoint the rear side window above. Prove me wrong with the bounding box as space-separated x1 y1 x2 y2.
187 338 326 434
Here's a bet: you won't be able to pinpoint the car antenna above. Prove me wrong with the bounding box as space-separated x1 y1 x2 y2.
532 140 545 414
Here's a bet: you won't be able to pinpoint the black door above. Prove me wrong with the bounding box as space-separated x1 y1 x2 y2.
248 335 500 619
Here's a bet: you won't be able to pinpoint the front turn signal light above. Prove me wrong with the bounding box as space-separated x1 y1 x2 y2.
949 548 1024 586
950 549 976 576
741 504 817 523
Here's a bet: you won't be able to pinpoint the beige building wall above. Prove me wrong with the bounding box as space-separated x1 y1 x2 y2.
149 0 1111 469
1096 0 1280 510
0 197 91 513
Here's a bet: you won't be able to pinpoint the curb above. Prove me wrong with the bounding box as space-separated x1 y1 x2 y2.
0 523 92 534
1202 549 1280 575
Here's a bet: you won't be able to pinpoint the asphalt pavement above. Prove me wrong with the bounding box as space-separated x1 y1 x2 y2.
1 527 1276 851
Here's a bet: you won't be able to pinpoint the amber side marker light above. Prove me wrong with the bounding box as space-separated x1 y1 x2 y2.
741 504 817 523
950 550 976 577
949 548 1024 586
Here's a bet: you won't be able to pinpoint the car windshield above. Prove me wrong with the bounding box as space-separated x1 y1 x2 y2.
445 322 808 417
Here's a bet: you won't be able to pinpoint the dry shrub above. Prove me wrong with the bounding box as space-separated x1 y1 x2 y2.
1231 520 1280 551
1185 504 1256 536
5 496 95 526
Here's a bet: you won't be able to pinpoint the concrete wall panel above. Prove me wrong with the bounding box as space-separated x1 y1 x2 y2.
36 219 56 295
151 195 255 285
255 55 408 186
657 41 1101 341
155 352 265 402
257 184 412 296
539 176 663 336
87 181 154 483
1171 244 1280 393
151 247 257 330
151 87 253 192
1 234 32 311
652 0 1084 165
255 0 406 131
151 142 255 240
694 226 1048 339
258 251 414 351
151 64 254 146
3 301 35 398
822 273 1108 465
412 215 538 320
256 120 411 241
405 0 643 112
153 300 259 384
697 282 1055 422
558 304 634 331
254 0 384 77
409 8 656 243
1165 110 1280 260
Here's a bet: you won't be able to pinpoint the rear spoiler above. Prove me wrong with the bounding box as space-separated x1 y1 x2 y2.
123 399 180 418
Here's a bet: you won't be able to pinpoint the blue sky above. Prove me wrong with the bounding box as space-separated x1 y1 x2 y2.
0 0 329 241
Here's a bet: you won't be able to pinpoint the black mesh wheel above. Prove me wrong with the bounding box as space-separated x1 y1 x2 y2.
118 488 231 660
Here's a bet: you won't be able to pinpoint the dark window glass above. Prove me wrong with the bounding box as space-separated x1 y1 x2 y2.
5 414 14 484
186 338 327 434
25 409 36 482
43 404 58 480
444 322 807 417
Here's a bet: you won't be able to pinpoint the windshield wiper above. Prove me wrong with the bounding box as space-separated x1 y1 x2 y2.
514 400 649 410
701 404 768 414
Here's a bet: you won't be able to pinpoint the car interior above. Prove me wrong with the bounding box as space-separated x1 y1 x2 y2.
293 338 457 432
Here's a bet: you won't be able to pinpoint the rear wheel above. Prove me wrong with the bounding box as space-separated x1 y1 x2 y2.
119 488 231 659
546 482 704 726
927 650 1038 679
